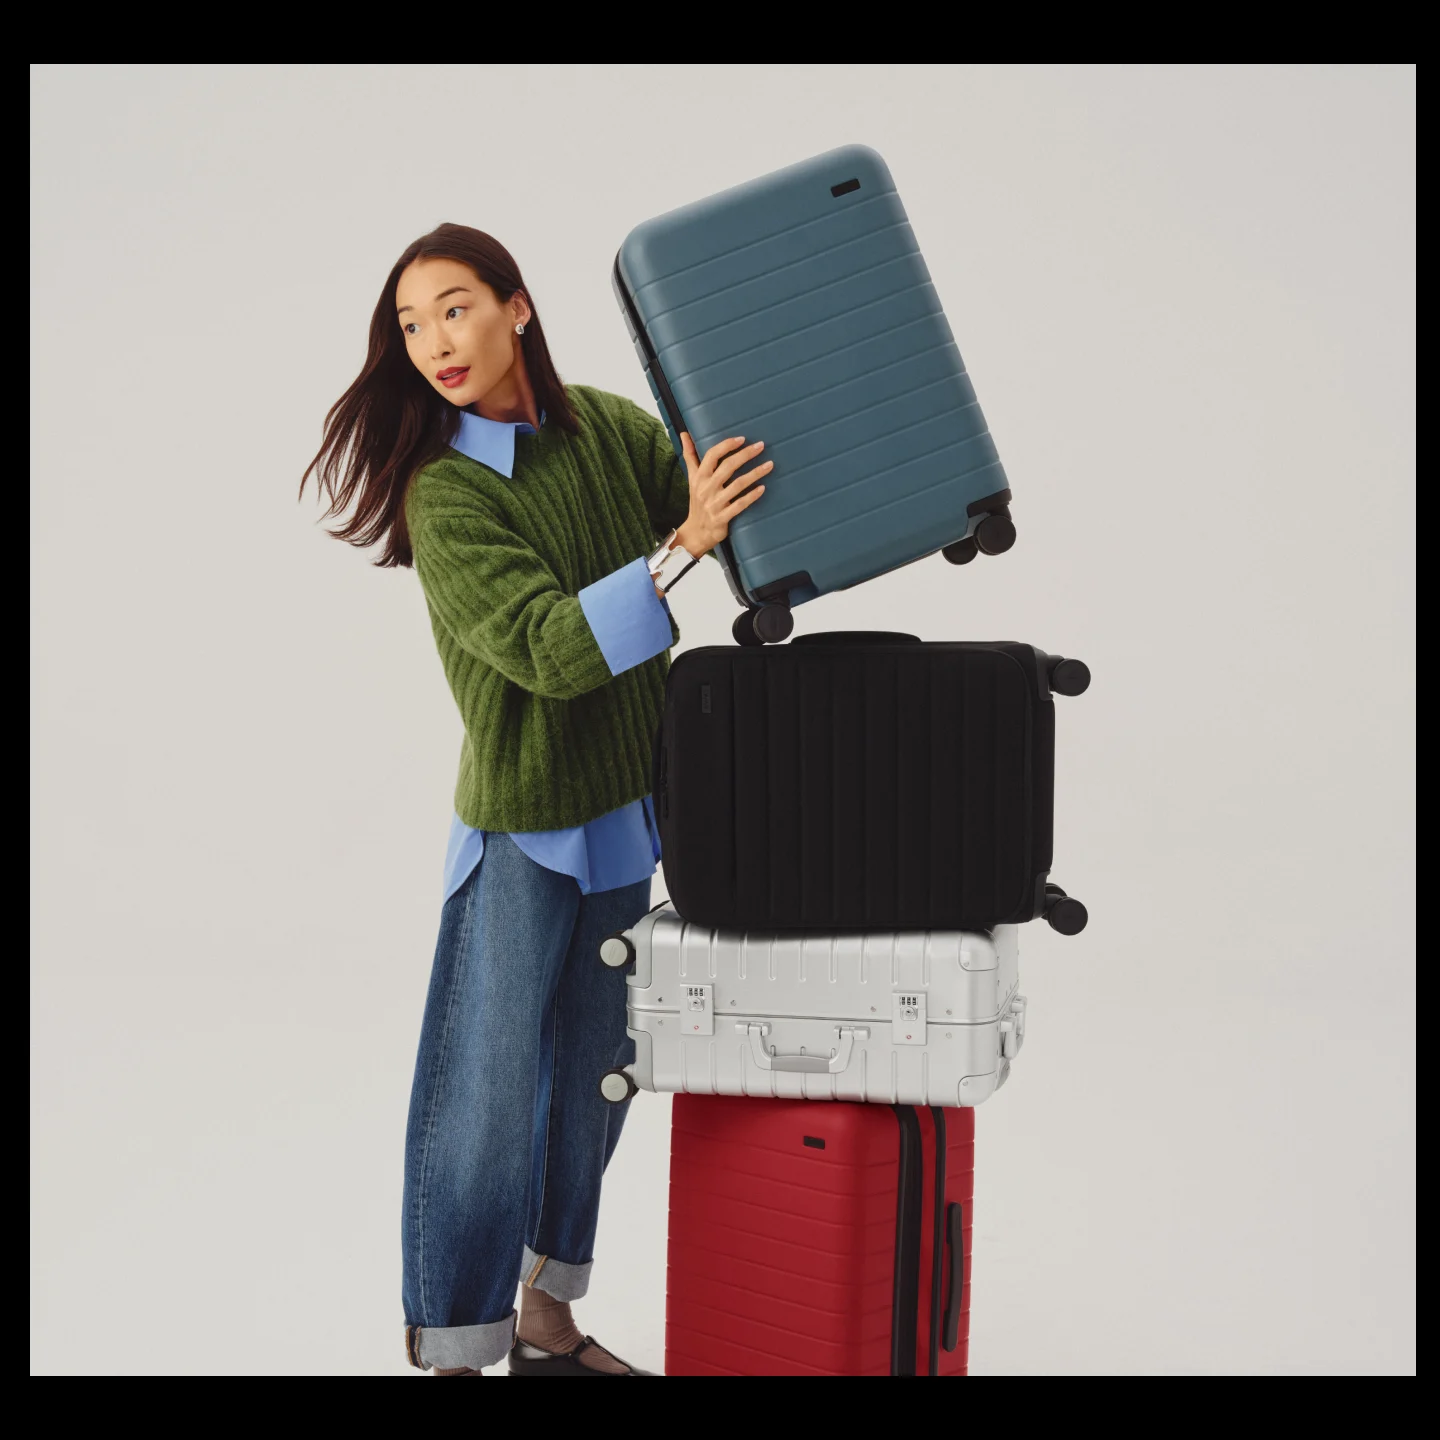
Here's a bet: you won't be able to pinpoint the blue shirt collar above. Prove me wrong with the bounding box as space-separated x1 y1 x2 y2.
451 410 543 479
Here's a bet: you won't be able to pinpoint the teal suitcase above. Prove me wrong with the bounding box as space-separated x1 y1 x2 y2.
613 145 1016 645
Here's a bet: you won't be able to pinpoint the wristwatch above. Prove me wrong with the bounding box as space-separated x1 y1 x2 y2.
647 529 699 594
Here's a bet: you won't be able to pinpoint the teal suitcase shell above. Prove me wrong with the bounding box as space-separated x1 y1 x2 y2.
613 145 1015 645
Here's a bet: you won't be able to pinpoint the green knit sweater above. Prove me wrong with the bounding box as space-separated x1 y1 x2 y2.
407 385 689 832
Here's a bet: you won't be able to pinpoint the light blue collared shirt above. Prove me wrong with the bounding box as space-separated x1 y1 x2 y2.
441 409 671 902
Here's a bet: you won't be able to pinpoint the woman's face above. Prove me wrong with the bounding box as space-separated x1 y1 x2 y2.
395 257 531 409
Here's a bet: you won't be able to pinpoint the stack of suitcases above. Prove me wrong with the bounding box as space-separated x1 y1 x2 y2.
600 146 1089 1376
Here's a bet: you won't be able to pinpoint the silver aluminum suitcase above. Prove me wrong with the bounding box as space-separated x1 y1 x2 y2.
597 906 1026 1109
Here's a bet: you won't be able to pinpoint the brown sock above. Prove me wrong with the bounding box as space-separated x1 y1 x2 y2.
517 1285 630 1374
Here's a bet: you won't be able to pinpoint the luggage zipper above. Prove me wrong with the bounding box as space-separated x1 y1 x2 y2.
927 1108 947 1376
890 1106 923 1377
650 717 668 821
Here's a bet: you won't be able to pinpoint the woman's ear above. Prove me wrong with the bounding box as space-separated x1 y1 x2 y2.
511 291 533 329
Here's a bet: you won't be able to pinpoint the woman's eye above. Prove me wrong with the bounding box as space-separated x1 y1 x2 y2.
446 306 465 320
403 322 419 336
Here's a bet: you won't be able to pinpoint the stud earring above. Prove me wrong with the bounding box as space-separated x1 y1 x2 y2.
515 323 525 335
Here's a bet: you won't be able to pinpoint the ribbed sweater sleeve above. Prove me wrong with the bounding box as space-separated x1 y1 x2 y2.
618 397 690 541
412 501 613 702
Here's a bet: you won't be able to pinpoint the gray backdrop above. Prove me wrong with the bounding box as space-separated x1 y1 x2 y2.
29 64 1415 1376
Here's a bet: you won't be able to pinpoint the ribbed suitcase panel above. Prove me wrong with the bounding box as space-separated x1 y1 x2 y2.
640 191 914 335
671 1164 901 1237
666 1296 891 1376
671 1127 901 1203
617 146 1009 600
672 1272 893 1348
668 1233 895 1331
661 642 1045 932
670 1237 898 1309
666 1323 889 1377
667 1096 900 1376
667 1209 895 1287
666 1095 975 1376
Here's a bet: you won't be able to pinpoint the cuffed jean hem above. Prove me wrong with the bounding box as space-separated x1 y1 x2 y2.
405 1311 516 1371
522 1246 593 1302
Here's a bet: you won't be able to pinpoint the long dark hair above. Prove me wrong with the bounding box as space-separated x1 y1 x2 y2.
301 224 578 568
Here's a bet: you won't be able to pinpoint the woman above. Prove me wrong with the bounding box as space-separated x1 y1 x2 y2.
303 224 770 1376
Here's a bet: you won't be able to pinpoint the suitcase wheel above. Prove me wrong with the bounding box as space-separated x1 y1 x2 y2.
598 1067 639 1105
733 604 794 647
1043 885 1088 935
974 509 1017 556
598 934 635 970
1048 657 1091 696
942 537 978 565
732 610 763 646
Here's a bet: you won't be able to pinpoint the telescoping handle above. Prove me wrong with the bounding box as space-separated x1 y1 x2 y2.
738 1022 870 1073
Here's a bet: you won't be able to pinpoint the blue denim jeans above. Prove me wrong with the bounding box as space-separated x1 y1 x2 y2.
401 833 651 1372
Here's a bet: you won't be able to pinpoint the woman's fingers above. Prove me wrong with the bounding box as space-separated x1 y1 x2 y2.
714 441 767 487
680 432 700 476
719 459 773 498
722 477 768 517
700 437 748 476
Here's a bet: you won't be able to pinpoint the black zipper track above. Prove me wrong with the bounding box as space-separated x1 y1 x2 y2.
928 1108 948 1375
890 1106 923 1376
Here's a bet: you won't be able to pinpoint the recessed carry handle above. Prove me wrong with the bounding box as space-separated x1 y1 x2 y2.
943 1202 965 1352
790 632 920 646
738 1023 869 1073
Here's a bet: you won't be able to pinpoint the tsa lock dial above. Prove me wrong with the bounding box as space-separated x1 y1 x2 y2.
892 992 928 1045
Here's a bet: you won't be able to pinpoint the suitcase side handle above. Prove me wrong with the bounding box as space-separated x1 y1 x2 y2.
737 1022 869 1073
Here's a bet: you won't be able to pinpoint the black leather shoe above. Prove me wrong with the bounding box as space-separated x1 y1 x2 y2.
507 1337 654 1376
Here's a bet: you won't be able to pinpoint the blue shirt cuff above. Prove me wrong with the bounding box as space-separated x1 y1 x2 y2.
577 556 673 676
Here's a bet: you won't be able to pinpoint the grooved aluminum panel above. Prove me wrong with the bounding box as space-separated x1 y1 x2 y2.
623 906 1024 1108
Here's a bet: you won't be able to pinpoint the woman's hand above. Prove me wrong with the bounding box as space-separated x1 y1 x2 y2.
675 434 771 558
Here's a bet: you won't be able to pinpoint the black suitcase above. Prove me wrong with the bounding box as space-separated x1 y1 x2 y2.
654 633 1089 934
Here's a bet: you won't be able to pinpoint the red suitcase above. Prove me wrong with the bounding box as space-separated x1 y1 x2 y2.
666 1094 974 1376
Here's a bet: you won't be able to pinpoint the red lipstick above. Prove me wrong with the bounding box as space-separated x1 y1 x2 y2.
437 367 470 389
